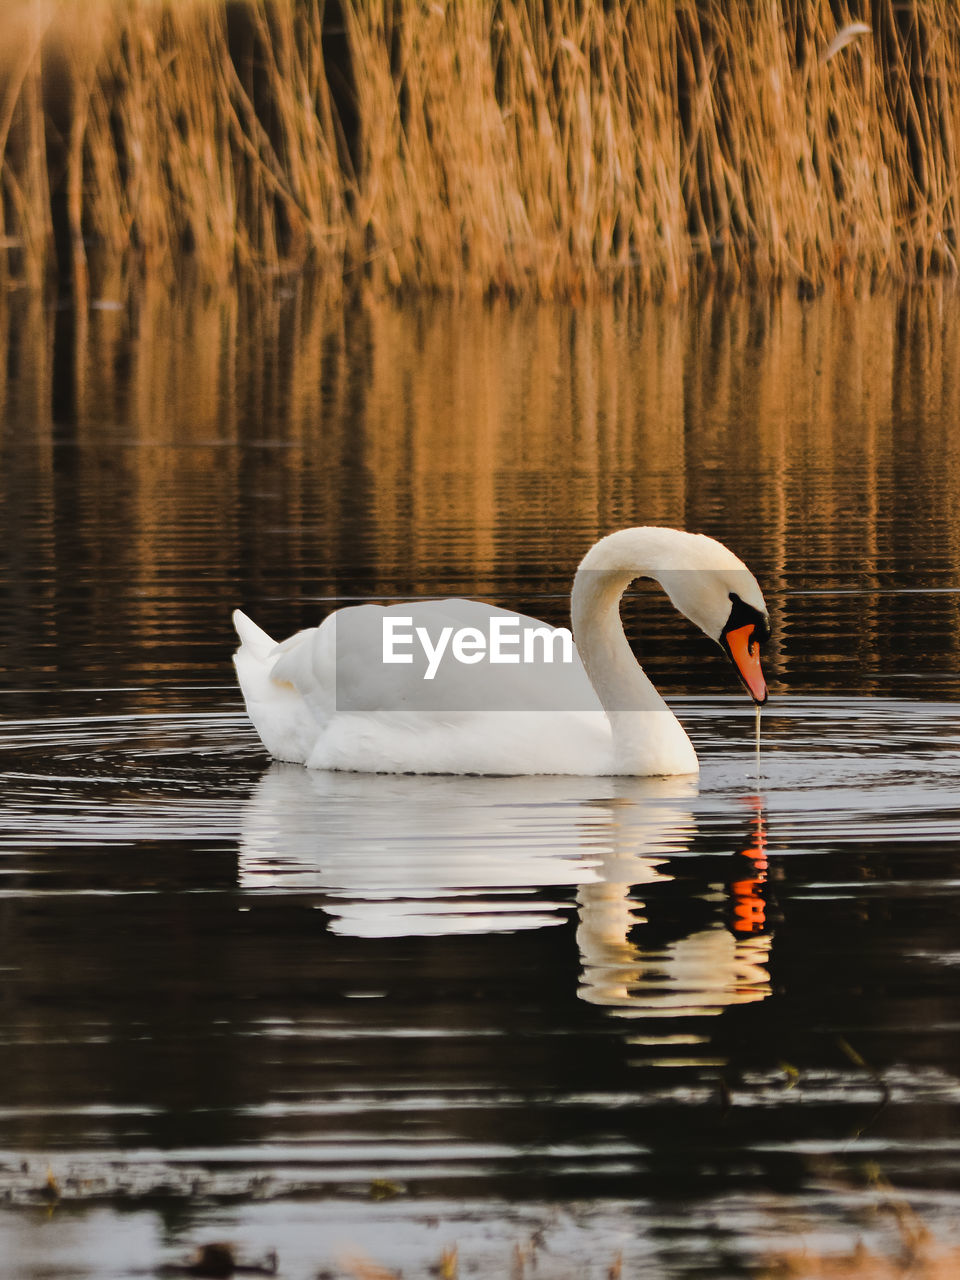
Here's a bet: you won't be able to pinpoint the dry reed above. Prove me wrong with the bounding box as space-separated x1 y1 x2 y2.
0 0 958 298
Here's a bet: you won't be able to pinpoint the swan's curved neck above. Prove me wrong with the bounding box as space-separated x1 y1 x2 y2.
570 529 699 774
571 566 664 715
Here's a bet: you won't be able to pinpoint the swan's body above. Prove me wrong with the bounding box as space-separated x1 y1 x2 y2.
233 527 769 776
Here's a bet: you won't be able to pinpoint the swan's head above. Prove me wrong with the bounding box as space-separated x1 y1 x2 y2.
576 527 771 705
656 538 770 705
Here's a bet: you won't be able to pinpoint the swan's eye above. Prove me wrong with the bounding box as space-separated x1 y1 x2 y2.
726 593 770 648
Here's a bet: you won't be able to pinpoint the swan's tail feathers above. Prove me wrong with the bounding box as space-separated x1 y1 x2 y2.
232 610 316 765
233 609 277 661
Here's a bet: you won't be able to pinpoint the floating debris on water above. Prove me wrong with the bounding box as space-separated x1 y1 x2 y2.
164 1241 279 1278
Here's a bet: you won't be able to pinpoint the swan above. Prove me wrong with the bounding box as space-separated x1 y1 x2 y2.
232 526 770 776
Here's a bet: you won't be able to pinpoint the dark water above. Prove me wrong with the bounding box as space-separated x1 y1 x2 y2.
2 282 960 1277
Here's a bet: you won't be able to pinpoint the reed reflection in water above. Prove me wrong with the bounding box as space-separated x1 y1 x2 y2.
3 281 960 705
3 281 960 1276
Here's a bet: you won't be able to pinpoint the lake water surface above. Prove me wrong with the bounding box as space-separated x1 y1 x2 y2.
2 282 960 1277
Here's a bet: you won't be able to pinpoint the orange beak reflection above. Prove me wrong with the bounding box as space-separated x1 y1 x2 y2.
724 623 768 704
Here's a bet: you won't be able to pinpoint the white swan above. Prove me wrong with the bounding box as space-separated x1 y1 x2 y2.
232 526 770 776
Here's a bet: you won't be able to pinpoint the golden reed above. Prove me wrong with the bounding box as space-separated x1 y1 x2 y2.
0 0 957 298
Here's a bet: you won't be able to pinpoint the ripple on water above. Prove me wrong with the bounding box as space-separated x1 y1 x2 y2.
1 694 960 1267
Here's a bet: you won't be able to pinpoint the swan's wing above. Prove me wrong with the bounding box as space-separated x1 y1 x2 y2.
239 600 616 774
270 599 602 716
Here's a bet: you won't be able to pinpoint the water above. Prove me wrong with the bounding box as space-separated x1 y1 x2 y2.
1 282 960 1277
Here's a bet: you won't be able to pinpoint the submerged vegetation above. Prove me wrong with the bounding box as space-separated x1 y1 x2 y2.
0 0 958 298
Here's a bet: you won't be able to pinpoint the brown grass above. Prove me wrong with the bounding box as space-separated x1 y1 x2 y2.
769 1241 960 1278
0 1 958 298
765 1192 960 1279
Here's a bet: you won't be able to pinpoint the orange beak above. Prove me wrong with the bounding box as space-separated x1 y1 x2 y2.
724 623 767 704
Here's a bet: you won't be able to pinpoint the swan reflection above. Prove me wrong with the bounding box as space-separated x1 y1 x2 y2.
576 795 770 1016
239 767 771 1016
